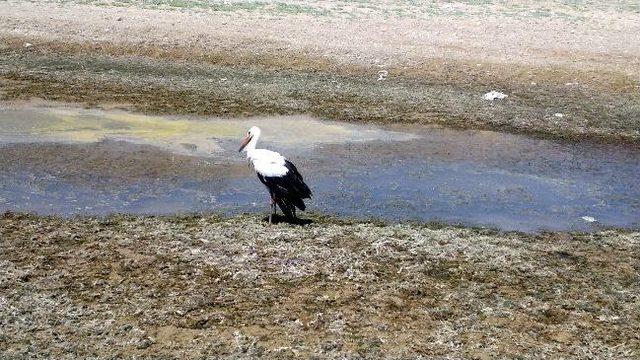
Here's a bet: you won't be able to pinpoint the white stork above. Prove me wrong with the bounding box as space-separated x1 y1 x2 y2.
238 126 312 223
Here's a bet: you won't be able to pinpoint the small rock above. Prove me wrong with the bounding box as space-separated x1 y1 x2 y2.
598 314 620 322
24 42 33 48
321 340 343 351
136 337 154 349
117 17 123 21
483 91 508 101
549 330 575 344
377 70 388 81
553 113 564 118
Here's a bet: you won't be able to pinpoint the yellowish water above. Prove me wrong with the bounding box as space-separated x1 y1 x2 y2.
1 102 639 232
0 103 415 156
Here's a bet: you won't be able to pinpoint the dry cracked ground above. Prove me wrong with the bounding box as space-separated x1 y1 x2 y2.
1 0 640 358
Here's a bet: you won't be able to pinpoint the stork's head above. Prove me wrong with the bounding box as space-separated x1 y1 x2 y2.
238 126 261 152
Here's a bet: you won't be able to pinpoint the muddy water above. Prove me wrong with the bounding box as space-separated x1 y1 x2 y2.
1 103 638 232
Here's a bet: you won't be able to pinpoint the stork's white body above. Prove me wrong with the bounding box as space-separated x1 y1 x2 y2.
239 126 312 222
246 149 288 177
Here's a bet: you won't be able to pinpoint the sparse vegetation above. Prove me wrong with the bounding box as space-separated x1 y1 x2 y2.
2 41 639 143
1 213 639 358
1 1 640 358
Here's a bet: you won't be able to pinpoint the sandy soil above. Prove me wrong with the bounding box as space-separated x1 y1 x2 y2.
1 213 639 359
1 0 639 142
2 1 640 75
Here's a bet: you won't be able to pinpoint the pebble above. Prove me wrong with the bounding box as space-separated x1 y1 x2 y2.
483 91 508 101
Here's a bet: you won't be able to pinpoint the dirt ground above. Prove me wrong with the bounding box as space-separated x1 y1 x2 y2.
2 2 640 359
1 0 639 142
1 213 639 359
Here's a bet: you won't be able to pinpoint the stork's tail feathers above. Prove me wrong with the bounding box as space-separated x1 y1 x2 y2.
283 160 312 200
257 159 312 220
276 197 297 219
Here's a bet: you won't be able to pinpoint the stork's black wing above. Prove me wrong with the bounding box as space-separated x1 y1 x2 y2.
257 160 312 219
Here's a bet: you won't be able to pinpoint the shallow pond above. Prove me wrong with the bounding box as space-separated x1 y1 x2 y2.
1 103 639 232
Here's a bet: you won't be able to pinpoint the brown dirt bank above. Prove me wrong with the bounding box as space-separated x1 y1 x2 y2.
1 213 639 358
1 0 640 143
2 40 639 144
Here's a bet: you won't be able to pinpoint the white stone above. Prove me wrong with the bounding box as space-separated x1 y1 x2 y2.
483 91 508 101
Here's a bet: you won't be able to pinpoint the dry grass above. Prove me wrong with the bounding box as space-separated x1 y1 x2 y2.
1 213 639 358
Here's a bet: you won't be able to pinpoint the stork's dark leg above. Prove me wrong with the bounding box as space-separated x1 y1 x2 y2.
269 193 276 224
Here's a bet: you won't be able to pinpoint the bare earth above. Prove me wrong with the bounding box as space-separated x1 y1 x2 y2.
1 0 639 142
3 1 640 74
1 213 639 359
2 2 640 359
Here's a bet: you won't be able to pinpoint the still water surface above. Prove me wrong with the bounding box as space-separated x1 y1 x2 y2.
1 104 638 232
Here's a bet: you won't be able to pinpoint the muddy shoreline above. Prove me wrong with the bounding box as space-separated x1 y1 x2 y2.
2 0 639 143
2 40 639 144
1 212 639 358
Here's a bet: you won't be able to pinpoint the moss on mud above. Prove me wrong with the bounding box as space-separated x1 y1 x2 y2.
2 38 639 144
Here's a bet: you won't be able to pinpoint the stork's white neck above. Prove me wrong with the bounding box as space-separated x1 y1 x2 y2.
244 132 260 156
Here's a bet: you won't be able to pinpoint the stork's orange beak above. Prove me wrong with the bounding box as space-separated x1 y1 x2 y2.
238 134 252 152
